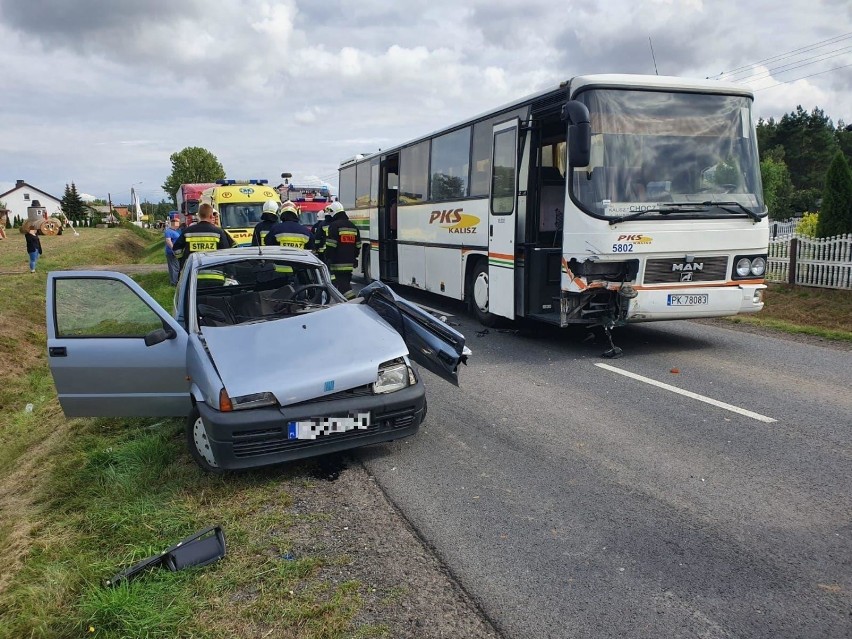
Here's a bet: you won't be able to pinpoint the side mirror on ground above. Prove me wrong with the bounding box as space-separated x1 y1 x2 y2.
144 327 176 347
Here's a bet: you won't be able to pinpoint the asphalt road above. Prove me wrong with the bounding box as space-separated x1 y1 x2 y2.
357 288 852 639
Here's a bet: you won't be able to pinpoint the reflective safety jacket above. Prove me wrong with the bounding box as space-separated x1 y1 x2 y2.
264 220 315 250
172 221 233 267
251 212 279 246
324 211 362 271
311 217 333 256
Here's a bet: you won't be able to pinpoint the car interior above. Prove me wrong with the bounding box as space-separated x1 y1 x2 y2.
195 259 339 327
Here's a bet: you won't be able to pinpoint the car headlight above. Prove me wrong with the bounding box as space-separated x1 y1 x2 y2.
750 257 766 277
230 391 278 410
735 257 752 278
373 358 412 394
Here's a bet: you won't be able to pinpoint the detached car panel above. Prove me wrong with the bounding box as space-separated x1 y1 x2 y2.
45 248 468 471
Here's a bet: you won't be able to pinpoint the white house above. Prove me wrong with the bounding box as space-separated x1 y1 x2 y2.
0 180 62 224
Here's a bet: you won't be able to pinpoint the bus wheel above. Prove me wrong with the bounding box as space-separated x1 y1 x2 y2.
469 261 499 326
362 246 371 281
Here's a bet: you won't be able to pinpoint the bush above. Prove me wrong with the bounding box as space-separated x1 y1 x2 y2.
816 152 852 237
796 212 819 236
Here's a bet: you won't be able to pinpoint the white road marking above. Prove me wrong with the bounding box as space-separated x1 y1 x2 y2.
595 363 777 423
416 303 454 319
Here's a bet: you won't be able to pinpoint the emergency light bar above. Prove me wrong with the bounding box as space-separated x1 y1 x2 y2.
215 179 269 186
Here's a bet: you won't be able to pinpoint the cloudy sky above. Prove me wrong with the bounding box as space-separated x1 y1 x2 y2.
1 0 849 205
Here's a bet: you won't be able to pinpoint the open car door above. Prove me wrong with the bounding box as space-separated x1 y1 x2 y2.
46 271 191 417
359 281 470 385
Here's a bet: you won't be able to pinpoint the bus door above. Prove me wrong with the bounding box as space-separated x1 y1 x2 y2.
378 154 399 281
488 119 519 319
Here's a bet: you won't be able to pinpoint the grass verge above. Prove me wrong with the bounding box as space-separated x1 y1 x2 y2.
0 231 382 638
723 283 852 341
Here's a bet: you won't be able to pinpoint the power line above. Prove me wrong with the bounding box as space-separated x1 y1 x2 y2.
734 45 852 83
753 61 852 91
711 31 852 80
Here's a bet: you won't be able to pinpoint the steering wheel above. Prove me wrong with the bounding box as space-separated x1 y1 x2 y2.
290 283 328 303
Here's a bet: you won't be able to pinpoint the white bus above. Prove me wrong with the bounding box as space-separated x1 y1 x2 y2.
339 74 768 346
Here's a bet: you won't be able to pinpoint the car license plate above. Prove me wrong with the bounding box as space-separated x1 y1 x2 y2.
667 294 709 306
287 413 370 440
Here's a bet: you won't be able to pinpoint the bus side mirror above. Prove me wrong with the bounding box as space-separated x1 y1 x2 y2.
562 101 591 167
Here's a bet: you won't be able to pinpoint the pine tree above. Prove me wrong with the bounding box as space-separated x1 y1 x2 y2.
816 152 852 237
61 182 87 222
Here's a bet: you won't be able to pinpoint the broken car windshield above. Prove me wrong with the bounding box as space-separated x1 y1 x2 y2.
194 260 337 327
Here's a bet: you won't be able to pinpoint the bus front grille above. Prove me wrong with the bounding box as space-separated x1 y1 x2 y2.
643 256 728 284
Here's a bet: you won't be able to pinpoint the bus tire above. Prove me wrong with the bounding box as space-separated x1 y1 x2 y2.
468 260 500 327
362 245 371 281
186 406 225 474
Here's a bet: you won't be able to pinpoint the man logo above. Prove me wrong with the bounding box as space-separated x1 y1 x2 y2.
672 262 704 272
680 272 693 282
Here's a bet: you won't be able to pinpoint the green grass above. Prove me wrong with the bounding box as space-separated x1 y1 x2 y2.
724 283 852 341
0 230 372 638
0 416 365 638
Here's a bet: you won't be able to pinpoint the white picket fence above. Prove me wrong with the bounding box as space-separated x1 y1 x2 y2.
769 219 799 238
767 233 852 290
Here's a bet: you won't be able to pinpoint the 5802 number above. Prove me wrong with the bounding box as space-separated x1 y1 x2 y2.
612 243 634 253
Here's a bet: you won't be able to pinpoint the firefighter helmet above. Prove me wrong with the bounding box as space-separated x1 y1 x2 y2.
324 201 344 215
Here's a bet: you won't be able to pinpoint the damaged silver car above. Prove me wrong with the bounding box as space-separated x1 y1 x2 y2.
46 247 469 471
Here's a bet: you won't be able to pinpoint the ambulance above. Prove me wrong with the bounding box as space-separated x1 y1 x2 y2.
200 179 280 246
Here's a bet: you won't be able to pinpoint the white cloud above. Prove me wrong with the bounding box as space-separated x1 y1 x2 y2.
0 0 848 200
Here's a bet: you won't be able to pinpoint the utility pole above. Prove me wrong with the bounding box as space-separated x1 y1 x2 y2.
108 192 113 226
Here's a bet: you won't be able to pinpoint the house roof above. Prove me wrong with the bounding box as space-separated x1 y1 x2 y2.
0 181 61 202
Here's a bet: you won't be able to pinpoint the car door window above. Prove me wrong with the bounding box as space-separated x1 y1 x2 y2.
54 278 164 337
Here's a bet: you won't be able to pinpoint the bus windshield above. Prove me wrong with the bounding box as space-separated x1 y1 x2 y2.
219 203 264 229
571 89 765 220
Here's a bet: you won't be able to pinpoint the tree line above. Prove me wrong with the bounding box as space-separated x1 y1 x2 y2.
758 106 852 235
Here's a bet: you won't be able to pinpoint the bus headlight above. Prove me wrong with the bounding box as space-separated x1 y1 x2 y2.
733 254 768 280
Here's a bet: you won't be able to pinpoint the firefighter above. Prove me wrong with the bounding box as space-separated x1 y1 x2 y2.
264 201 315 250
252 199 280 246
172 203 233 269
311 210 334 259
323 201 362 299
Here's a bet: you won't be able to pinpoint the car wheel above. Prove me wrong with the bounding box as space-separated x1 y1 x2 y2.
186 406 225 474
469 260 500 327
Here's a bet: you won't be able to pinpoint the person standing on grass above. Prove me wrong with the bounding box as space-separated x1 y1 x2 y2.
164 216 182 285
25 228 42 273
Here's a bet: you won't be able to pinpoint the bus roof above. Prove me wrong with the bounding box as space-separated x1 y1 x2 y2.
338 74 756 167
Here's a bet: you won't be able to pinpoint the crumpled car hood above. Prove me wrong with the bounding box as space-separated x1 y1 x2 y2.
200 304 409 406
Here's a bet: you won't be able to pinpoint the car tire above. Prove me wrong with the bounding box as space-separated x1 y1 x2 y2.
468 260 501 327
186 406 225 474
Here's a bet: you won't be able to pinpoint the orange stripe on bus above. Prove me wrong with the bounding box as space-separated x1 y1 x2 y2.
488 252 514 260
633 279 765 290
